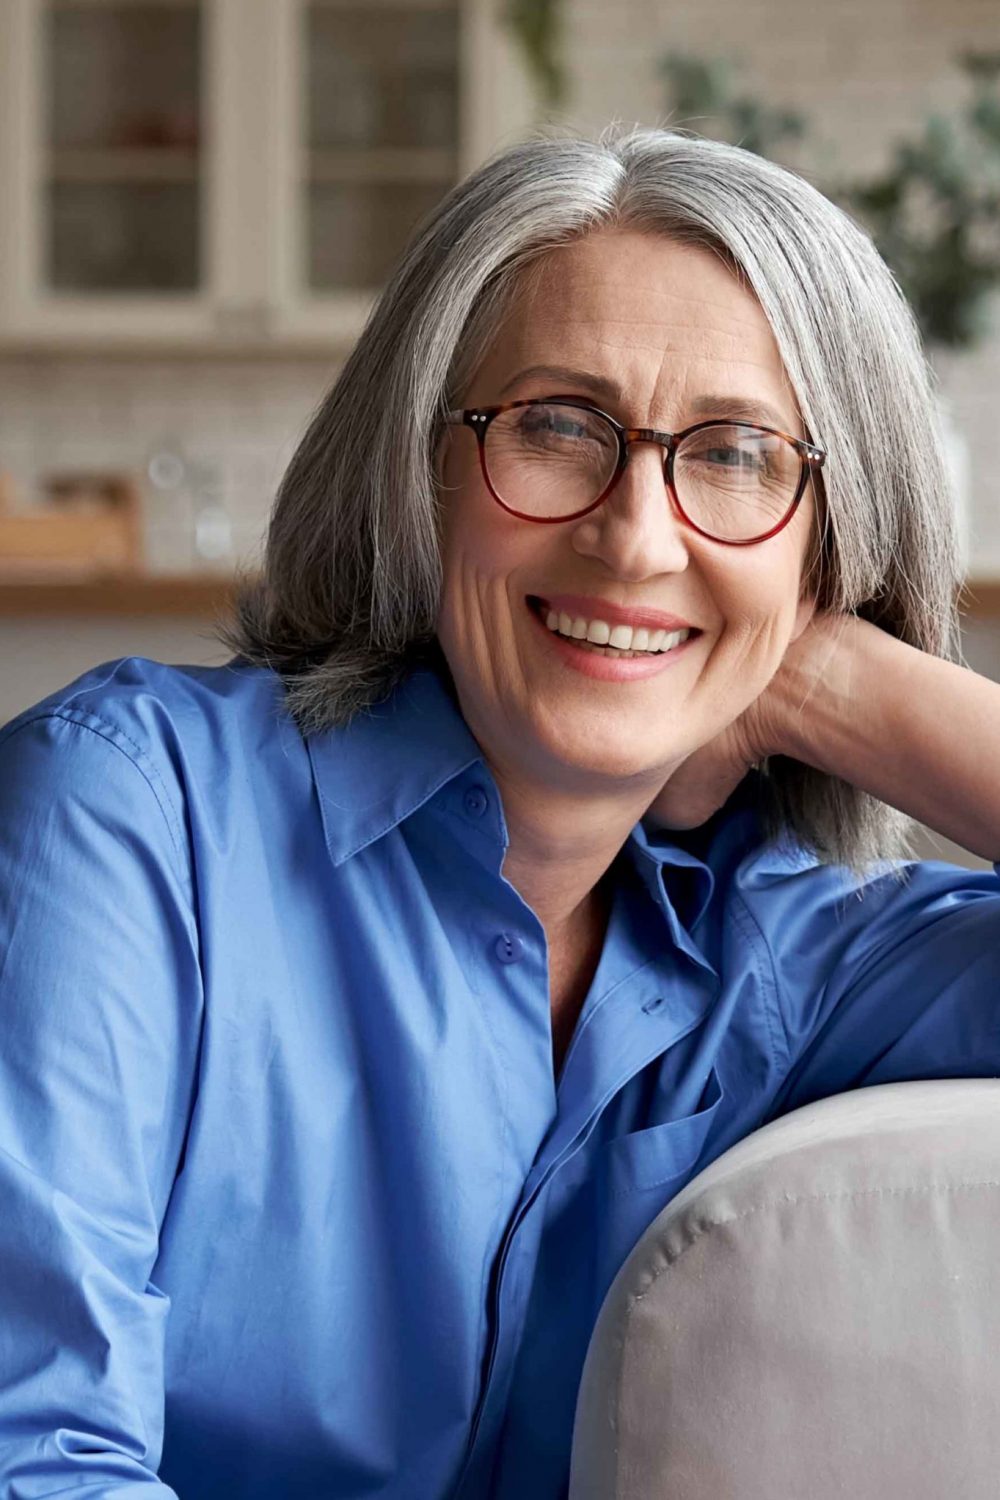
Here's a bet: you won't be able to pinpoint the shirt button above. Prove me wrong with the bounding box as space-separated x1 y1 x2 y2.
463 786 489 818
494 932 525 965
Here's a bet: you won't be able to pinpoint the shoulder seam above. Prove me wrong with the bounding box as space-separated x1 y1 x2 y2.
2 709 189 877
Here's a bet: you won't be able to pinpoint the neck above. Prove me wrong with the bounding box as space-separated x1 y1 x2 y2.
494 770 649 939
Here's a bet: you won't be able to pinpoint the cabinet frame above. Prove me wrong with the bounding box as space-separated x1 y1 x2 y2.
0 0 534 353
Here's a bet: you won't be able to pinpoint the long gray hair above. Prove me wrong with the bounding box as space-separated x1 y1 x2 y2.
218 124 962 874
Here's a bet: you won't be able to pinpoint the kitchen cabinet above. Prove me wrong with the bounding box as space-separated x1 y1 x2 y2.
0 0 533 352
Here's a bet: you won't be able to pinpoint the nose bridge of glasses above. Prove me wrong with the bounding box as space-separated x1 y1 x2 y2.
605 428 692 555
611 427 684 526
623 424 676 452
620 426 676 482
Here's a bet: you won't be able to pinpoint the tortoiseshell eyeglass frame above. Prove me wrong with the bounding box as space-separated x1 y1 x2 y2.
444 396 828 546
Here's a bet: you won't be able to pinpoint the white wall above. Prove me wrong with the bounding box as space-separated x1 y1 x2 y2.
0 355 334 574
0 615 229 725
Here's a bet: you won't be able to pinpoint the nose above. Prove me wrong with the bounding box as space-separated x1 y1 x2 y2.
570 439 691 580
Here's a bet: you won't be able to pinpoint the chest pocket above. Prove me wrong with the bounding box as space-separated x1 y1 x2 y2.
591 1065 725 1307
601 1063 724 1197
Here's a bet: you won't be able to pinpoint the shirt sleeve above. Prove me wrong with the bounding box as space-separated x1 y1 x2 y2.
750 853 1000 1118
0 709 202 1496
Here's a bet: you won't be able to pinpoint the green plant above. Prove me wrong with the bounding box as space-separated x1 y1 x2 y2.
659 54 807 159
659 48 1000 351
503 0 567 111
838 52 1000 348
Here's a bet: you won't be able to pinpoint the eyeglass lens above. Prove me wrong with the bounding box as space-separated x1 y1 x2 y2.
483 402 803 541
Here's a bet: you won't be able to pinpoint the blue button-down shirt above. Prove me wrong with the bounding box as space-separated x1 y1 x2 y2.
1 653 999 1499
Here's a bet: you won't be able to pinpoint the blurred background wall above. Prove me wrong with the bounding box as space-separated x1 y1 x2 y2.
1 0 998 867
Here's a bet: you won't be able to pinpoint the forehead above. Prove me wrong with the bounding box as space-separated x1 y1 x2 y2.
517 229 765 339
487 228 795 419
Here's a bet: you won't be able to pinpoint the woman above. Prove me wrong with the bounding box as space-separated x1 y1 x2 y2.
1 125 998 1499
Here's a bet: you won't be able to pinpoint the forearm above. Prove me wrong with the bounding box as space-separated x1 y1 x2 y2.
773 614 1000 862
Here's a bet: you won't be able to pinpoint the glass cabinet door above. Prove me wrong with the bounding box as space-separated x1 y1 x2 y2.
303 0 460 293
0 0 527 347
44 0 204 295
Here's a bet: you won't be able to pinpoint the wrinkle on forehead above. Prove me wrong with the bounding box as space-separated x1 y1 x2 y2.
527 283 769 338
522 307 780 356
503 232 798 421
535 322 776 360
515 243 780 351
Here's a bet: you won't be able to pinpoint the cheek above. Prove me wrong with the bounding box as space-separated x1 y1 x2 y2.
439 444 503 575
437 465 486 626
438 454 548 612
711 548 809 664
439 504 503 621
436 485 529 664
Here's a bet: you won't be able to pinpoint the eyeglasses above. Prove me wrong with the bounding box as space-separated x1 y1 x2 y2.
445 397 827 546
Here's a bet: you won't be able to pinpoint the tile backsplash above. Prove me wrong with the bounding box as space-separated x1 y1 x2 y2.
0 355 340 575
3 329 1000 580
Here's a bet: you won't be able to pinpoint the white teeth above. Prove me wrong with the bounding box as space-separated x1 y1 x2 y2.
537 601 692 655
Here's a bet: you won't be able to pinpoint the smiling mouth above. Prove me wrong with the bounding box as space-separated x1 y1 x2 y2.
526 596 699 659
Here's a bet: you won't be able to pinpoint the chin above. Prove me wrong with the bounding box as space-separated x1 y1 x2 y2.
526 701 672 788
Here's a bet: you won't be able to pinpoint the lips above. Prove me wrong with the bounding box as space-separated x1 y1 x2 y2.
527 594 699 633
525 594 698 680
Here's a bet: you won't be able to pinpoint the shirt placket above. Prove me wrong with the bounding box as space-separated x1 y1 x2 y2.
452 950 719 1499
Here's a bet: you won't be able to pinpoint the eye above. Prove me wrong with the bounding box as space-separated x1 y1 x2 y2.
702 443 756 470
517 404 610 447
677 425 792 486
522 410 577 439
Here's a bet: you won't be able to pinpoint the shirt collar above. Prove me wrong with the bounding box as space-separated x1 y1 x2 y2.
302 652 750 940
628 772 769 940
305 653 487 868
629 819 717 935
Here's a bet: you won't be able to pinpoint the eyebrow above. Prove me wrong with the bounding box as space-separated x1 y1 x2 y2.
497 364 797 434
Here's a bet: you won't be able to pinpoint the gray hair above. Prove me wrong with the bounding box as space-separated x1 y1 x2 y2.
218 124 963 875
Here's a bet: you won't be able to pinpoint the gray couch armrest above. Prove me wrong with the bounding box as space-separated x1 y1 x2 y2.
571 1079 1000 1500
